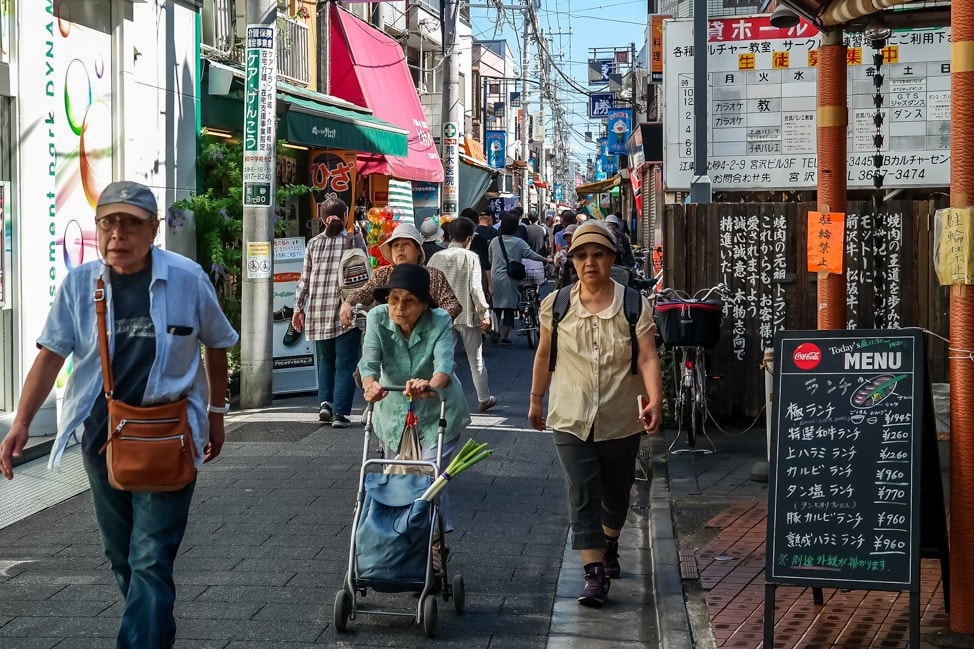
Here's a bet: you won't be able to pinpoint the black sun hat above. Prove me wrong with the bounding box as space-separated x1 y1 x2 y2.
373 263 436 307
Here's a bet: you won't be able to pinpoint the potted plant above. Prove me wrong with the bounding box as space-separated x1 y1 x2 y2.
168 137 312 395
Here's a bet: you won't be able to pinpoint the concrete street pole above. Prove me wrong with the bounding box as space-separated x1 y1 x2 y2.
441 0 461 220
317 0 329 94
689 0 711 204
520 2 531 212
240 0 277 408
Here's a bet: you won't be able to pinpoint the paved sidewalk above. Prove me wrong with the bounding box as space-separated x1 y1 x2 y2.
0 335 660 648
654 420 952 649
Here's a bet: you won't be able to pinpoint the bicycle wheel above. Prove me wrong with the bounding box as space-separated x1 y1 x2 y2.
525 305 539 349
688 349 707 448
675 351 693 444
688 390 700 448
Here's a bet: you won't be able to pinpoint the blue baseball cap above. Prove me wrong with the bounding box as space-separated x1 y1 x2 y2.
96 181 158 220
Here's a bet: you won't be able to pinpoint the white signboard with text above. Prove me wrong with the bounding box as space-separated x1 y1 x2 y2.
662 17 951 191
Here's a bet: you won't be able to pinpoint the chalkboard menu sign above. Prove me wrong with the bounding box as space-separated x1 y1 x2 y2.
766 329 924 591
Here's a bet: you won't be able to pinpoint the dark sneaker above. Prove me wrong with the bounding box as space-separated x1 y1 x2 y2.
282 324 301 346
478 396 498 413
318 402 333 423
332 414 352 429
578 565 610 607
272 304 294 322
603 538 621 579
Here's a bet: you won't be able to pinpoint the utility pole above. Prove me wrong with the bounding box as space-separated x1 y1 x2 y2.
240 0 277 408
520 1 531 213
631 42 639 122
317 0 329 94
441 0 461 219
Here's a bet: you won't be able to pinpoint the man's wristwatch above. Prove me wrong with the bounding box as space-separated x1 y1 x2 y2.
207 403 231 415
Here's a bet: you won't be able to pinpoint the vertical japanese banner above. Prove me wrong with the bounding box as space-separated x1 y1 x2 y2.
807 211 845 274
243 24 276 207
309 149 357 221
485 130 506 168
630 164 643 217
650 15 669 84
606 108 632 156
441 121 459 219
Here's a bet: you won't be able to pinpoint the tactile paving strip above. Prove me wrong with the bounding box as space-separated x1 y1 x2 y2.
0 447 89 530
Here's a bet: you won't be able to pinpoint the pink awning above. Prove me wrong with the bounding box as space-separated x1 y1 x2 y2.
329 5 444 183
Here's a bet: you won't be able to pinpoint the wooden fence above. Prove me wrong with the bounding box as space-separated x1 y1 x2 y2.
661 200 950 418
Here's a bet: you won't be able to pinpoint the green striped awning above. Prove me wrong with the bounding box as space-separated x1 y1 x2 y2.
280 95 408 157
199 70 408 158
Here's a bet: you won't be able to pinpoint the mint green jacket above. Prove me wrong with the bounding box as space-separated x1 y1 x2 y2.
358 305 471 451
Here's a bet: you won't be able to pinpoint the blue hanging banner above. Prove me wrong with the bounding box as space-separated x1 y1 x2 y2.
606 108 632 156
485 130 507 169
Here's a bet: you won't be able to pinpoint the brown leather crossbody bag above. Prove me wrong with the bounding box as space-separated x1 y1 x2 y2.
94 278 197 491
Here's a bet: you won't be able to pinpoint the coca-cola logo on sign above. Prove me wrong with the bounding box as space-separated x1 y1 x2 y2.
793 343 822 370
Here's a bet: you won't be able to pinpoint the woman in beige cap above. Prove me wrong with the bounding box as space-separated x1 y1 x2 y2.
527 221 664 608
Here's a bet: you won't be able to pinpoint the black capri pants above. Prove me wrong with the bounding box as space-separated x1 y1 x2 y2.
553 429 642 550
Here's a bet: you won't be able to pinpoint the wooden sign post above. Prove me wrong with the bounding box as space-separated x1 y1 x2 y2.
764 329 948 648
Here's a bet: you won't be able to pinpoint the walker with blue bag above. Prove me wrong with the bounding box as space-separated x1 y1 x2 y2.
333 386 464 638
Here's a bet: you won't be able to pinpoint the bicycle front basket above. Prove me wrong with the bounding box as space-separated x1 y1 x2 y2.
655 300 723 349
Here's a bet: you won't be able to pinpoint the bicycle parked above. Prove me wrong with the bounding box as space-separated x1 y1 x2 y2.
653 282 730 454
516 280 542 349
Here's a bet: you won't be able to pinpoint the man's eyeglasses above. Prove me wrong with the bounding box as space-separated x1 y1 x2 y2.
95 215 153 233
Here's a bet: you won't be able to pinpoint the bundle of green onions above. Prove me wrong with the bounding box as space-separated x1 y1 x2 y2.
420 439 492 502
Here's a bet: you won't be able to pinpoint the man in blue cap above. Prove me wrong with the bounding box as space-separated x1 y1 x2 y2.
0 180 239 649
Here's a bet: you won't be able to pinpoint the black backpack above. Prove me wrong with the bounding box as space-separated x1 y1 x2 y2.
548 286 643 375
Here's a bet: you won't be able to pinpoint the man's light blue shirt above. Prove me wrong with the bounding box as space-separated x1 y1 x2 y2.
40 247 239 470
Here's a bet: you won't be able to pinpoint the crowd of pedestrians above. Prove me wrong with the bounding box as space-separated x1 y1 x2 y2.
0 191 656 648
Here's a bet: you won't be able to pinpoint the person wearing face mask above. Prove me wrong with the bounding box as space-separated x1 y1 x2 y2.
291 197 363 428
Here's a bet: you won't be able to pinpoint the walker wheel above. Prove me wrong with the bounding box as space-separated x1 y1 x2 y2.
423 594 438 638
452 574 465 615
333 589 351 632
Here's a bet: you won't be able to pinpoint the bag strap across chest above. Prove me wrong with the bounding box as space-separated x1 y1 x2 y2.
94 278 114 398
548 285 642 375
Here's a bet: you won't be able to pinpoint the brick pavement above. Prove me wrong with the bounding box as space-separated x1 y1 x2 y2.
661 423 952 649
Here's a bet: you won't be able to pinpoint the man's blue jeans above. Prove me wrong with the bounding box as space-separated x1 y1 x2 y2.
86 467 195 649
316 328 361 415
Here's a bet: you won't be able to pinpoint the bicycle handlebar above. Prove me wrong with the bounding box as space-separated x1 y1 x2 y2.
656 282 732 304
